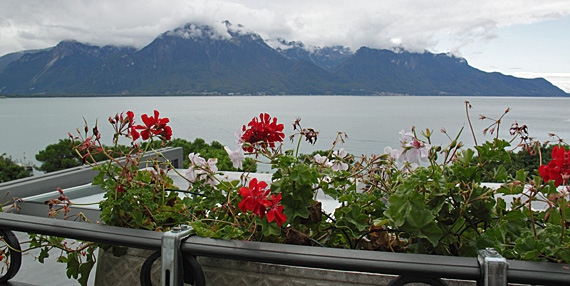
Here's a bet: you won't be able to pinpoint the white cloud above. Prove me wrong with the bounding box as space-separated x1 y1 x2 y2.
513 72 570 93
0 0 569 74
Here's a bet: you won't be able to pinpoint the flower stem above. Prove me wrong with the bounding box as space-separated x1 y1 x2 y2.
465 101 478 146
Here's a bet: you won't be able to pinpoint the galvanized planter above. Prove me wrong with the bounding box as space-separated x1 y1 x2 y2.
94 247 160 286
196 256 477 286
93 248 475 286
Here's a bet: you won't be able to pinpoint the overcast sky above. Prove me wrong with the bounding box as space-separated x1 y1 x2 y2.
1 0 569 91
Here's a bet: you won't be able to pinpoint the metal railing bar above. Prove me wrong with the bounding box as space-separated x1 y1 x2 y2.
0 212 568 285
0 147 183 199
0 212 162 250
181 236 480 280
507 260 570 286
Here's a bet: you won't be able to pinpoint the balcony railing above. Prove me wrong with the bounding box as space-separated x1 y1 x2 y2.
0 147 568 285
0 212 569 285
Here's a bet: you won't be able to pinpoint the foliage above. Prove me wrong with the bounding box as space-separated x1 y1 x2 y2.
183 107 570 264
35 139 82 172
165 138 257 172
480 143 566 183
24 105 570 285
35 138 256 173
0 153 32 182
35 139 132 173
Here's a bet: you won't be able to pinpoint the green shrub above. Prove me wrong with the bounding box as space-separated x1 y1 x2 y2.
0 153 33 182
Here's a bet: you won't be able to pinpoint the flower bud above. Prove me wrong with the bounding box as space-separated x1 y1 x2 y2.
450 140 457 149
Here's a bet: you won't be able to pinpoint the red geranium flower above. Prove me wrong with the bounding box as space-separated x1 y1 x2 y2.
116 185 126 194
264 192 287 226
539 146 570 187
241 113 284 152
134 110 171 141
126 111 140 141
238 178 270 218
157 125 172 141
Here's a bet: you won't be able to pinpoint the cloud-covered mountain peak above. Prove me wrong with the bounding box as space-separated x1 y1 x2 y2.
0 22 565 97
223 20 265 43
163 23 230 41
267 38 306 51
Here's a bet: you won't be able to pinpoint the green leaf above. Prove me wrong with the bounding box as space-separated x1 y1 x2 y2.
515 169 529 183
38 248 50 263
460 166 477 179
92 171 104 186
385 188 443 246
66 255 80 279
335 205 369 232
505 209 525 221
282 196 310 221
493 166 508 182
78 261 95 286
405 203 443 246
259 217 282 236
290 164 316 186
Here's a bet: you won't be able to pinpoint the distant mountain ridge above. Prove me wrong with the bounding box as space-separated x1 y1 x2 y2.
0 22 566 96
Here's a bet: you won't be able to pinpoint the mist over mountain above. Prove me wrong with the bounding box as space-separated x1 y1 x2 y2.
0 23 566 96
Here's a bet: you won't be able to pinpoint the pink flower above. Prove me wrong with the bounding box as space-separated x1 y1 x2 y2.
383 146 401 161
185 153 218 186
398 130 430 165
204 158 219 186
399 129 414 145
331 148 349 172
188 152 206 166
224 145 245 169
186 153 206 182
314 154 332 167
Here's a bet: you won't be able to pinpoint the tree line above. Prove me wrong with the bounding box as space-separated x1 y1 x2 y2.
0 139 567 183
1 138 257 182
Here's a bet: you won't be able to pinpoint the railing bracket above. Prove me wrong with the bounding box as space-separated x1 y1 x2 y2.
477 247 507 286
162 225 194 286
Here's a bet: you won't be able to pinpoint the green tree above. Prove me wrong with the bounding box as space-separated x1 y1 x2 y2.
481 143 568 183
166 138 257 172
35 139 132 173
35 139 82 172
36 137 257 174
0 154 33 182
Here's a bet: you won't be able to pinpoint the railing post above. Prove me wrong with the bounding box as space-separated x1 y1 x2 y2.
162 225 193 286
477 248 508 286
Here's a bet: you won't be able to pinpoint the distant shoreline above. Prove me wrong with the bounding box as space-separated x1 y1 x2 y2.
1 93 569 98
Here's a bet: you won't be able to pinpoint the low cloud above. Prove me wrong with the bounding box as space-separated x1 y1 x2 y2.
514 72 570 93
0 0 569 58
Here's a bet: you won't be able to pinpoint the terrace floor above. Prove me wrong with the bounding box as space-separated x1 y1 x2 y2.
0 232 95 286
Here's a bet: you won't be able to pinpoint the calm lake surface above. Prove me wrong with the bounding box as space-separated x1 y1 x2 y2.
1 96 569 167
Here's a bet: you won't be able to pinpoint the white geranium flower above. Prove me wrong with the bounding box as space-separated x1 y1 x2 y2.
401 138 431 164
185 153 218 186
331 148 349 171
314 154 333 167
225 145 245 169
383 146 401 161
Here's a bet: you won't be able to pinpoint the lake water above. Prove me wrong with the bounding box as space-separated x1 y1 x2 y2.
1 96 569 168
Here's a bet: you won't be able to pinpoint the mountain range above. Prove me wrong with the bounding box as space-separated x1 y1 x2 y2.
0 22 566 96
